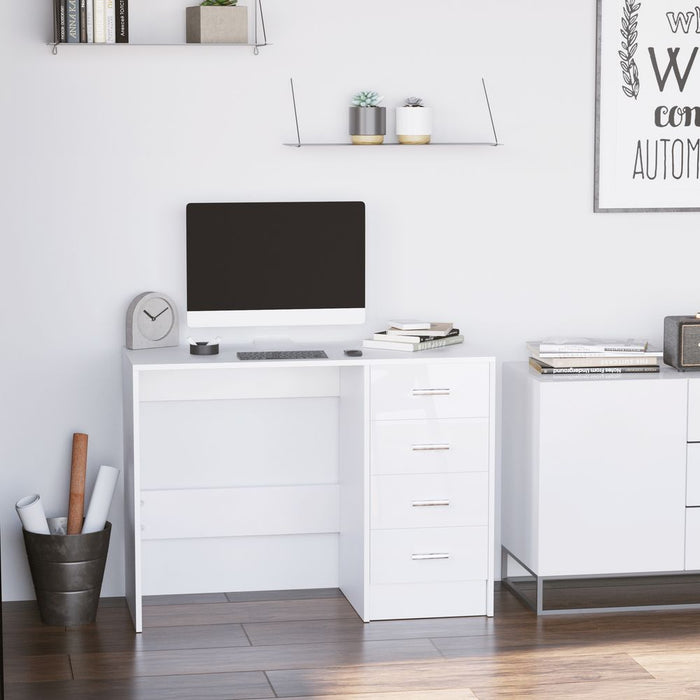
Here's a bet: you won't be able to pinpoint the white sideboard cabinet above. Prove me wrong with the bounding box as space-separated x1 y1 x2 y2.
123 344 495 631
502 361 700 613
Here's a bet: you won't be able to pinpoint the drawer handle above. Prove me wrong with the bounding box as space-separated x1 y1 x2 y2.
411 388 451 397
411 499 450 507
411 552 450 560
411 443 451 452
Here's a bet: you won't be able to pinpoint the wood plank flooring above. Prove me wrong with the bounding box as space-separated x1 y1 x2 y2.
4 585 700 699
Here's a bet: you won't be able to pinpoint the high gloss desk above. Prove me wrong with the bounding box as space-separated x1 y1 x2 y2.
123 343 495 632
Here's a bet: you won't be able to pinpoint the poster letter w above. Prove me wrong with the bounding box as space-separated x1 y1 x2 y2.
648 47 699 91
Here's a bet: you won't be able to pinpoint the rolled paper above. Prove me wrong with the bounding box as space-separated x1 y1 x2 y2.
67 433 89 535
15 494 50 534
82 465 120 534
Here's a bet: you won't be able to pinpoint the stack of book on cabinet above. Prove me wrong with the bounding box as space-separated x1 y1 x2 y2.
54 0 128 44
363 320 464 352
527 338 662 375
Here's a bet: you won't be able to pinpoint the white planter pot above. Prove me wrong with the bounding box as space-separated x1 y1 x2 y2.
395 106 433 144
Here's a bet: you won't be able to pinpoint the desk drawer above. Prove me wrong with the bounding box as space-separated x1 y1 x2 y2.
686 508 700 570
371 472 488 530
688 444 700 506
689 380 700 442
371 418 489 475
370 363 490 421
370 527 488 584
369 580 487 619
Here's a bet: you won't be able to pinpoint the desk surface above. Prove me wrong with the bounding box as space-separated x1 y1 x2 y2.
124 342 494 369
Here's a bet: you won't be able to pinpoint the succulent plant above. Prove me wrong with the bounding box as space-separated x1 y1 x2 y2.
403 97 424 107
351 91 383 108
200 0 237 5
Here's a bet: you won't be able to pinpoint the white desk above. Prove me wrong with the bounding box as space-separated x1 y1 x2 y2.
122 343 495 631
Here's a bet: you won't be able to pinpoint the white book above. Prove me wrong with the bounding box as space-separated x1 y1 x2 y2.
105 0 115 43
387 320 432 331
529 338 648 353
531 352 660 368
388 322 454 337
526 342 662 359
93 0 106 42
363 335 464 352
86 0 93 42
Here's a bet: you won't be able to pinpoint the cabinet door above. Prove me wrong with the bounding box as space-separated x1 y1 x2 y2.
537 378 687 577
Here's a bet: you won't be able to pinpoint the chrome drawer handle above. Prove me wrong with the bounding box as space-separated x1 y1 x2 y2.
411 500 450 507
411 388 451 396
411 443 451 451
411 552 450 560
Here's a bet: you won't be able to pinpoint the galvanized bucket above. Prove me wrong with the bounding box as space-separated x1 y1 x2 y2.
22 517 111 626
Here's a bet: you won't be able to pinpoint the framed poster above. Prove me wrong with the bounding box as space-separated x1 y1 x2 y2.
595 0 700 211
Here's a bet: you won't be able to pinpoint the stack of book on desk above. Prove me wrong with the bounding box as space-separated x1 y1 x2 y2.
363 320 464 352
527 338 662 375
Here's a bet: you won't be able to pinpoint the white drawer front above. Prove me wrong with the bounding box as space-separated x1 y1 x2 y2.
370 527 488 584
369 580 487 620
371 418 489 475
688 444 700 507
689 380 700 442
371 472 488 530
370 363 490 421
686 508 700 570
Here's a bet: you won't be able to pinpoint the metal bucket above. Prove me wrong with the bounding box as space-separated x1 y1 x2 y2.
22 517 111 626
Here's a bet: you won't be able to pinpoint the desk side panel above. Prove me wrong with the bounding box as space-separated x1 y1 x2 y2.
122 355 142 632
338 366 369 621
501 362 540 574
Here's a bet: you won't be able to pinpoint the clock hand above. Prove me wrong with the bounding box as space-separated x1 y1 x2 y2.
152 307 170 320
143 309 155 321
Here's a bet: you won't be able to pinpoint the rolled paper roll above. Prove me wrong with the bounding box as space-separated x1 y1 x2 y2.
15 494 50 535
82 465 120 534
67 433 89 535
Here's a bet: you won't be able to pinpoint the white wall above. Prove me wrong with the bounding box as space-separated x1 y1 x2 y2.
1 0 699 601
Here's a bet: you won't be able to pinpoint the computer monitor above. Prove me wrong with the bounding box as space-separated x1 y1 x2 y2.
186 201 366 328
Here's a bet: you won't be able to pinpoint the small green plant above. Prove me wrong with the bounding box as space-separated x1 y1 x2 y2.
403 97 424 107
351 91 383 107
200 0 237 5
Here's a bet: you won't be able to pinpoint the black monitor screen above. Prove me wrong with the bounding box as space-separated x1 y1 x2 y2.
186 202 365 311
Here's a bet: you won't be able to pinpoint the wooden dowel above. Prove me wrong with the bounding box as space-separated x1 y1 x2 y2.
67 433 88 535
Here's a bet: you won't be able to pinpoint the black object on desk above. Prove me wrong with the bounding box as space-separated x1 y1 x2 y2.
190 341 219 356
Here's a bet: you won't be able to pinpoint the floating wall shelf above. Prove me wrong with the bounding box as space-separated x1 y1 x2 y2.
50 0 268 54
284 78 500 148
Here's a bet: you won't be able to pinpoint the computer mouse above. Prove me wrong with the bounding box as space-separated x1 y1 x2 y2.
344 349 363 357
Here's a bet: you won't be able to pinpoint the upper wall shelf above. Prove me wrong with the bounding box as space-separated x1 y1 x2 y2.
284 78 500 148
50 0 268 54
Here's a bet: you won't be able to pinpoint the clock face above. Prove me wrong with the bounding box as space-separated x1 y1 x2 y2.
136 297 175 341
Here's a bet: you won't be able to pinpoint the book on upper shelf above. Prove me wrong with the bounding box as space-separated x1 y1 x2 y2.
388 322 454 337
525 342 661 359
94 0 106 43
116 0 128 42
372 328 460 343
529 357 660 375
387 320 432 331
531 353 660 368
66 0 79 42
54 0 67 42
363 334 464 352
79 0 87 42
529 338 649 353
105 0 116 43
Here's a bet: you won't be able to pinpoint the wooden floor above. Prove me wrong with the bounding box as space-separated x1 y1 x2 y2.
4 585 700 699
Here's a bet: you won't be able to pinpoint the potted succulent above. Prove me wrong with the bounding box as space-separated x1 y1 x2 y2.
396 97 433 144
349 91 386 145
186 0 248 44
